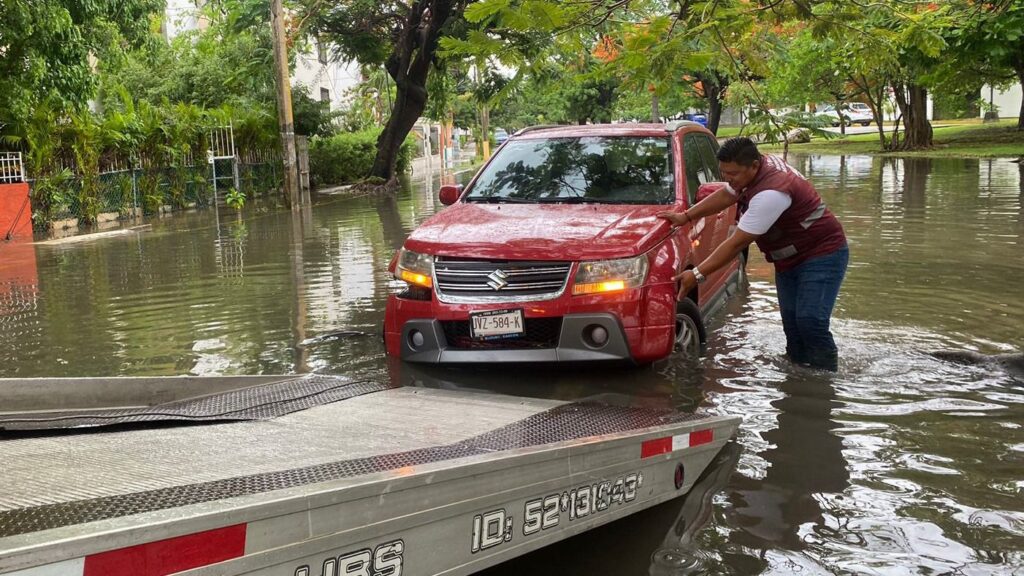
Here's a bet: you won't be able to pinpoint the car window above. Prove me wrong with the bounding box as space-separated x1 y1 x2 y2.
683 133 716 204
465 136 674 204
695 136 721 182
682 134 705 205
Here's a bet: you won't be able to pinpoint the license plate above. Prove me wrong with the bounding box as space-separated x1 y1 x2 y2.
470 309 525 340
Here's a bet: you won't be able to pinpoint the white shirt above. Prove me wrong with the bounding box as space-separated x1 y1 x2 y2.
726 188 792 235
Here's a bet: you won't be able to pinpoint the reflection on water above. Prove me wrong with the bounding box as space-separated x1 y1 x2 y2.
1 156 1023 573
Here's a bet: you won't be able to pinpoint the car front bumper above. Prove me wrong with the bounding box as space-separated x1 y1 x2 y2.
396 313 636 363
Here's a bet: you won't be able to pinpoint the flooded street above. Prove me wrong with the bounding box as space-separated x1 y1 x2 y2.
1 156 1022 573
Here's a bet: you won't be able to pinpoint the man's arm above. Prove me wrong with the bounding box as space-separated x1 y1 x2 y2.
675 230 757 298
656 184 737 227
673 190 791 299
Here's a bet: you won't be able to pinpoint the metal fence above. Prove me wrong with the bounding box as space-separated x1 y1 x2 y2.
22 154 281 228
1 153 24 184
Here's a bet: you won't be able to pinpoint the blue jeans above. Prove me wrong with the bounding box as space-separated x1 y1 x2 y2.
775 246 849 371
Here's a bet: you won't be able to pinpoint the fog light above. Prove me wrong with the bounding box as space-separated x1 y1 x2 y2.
583 324 609 348
409 330 425 348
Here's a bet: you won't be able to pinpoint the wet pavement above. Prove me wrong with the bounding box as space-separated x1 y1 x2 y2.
1 155 1022 574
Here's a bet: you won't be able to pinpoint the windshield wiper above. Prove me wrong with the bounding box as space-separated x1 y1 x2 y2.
534 197 629 204
466 196 535 203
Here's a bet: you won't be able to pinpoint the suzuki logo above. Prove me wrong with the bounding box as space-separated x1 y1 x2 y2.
487 269 509 290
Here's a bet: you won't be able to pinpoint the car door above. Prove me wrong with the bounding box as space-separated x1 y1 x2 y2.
694 134 738 297
680 132 715 273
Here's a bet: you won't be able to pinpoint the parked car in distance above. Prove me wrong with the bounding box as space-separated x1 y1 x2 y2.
683 113 708 127
817 104 874 127
384 122 744 365
493 128 509 145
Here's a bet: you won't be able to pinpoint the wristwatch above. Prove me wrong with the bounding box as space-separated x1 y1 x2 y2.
692 267 706 284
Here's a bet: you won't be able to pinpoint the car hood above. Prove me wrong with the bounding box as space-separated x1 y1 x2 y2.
403 203 675 261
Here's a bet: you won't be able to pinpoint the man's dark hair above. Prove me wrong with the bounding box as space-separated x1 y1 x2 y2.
717 137 761 166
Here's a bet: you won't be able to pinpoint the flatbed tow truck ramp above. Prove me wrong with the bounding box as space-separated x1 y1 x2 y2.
0 375 739 576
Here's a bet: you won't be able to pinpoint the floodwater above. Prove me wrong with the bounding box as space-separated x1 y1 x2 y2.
1 155 1022 574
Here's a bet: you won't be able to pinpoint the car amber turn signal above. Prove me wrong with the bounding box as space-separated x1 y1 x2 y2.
572 280 626 295
399 269 432 289
572 255 649 296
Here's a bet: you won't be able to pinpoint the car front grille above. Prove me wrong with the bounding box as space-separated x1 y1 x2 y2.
441 317 563 350
434 257 572 301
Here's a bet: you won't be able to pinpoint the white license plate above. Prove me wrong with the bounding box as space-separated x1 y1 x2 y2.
470 309 525 340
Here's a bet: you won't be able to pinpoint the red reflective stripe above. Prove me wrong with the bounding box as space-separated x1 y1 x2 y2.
690 428 713 447
640 437 672 458
82 524 246 576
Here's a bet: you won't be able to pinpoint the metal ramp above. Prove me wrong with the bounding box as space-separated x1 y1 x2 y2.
0 376 739 576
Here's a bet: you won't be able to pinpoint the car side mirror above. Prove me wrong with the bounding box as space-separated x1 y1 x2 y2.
439 184 463 206
695 183 718 203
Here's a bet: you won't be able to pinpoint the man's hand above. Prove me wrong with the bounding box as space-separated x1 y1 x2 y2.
674 269 698 300
656 210 689 227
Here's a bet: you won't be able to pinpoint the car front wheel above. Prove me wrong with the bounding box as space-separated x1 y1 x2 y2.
674 298 707 358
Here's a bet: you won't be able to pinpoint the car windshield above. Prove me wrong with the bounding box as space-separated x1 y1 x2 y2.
464 136 674 204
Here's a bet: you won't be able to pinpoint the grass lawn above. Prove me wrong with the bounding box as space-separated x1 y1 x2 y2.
755 119 1024 158
716 125 745 138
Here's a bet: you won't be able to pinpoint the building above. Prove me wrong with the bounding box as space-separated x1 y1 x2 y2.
980 83 1022 120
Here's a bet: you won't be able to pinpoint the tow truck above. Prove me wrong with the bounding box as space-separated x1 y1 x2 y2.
0 374 739 575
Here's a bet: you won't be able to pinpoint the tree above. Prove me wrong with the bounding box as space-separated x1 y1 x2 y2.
942 1 1024 129
310 0 475 186
98 0 278 111
0 0 163 130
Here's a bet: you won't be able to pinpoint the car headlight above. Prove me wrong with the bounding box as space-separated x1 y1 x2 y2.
572 255 649 295
394 248 434 289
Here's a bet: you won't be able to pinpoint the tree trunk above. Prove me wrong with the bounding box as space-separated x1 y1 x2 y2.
893 83 933 150
651 93 659 123
697 72 726 135
867 85 888 148
836 100 847 136
370 0 457 186
1016 63 1024 130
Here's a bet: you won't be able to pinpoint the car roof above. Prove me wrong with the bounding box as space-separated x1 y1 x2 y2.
512 122 707 139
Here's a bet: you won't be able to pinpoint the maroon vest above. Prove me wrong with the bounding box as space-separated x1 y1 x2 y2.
737 155 846 271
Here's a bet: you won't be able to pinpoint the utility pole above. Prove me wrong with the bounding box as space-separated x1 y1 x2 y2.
475 59 490 160
270 0 300 209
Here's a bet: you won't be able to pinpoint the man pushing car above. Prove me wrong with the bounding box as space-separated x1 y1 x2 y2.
658 137 849 371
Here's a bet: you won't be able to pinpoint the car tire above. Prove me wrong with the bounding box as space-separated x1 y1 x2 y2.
860 121 870 127
674 298 707 358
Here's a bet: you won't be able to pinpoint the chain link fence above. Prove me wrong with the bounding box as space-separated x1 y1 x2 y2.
20 154 281 230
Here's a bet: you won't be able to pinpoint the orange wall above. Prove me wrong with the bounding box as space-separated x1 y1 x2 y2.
0 183 32 240
0 239 38 316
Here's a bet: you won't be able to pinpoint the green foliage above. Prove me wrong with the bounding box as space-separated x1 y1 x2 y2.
742 109 833 145
293 90 339 137
0 0 163 125
68 111 104 224
98 0 276 110
140 172 164 215
30 169 74 227
309 130 416 187
225 187 247 210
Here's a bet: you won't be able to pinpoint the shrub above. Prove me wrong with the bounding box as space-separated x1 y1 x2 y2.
309 129 415 187
225 187 246 210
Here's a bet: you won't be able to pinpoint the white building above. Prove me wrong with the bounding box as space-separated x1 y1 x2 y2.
163 0 361 112
292 38 362 112
980 83 1022 120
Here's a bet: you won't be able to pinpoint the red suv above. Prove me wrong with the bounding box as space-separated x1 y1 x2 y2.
385 123 742 364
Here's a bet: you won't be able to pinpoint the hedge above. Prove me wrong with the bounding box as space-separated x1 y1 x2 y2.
309 129 417 187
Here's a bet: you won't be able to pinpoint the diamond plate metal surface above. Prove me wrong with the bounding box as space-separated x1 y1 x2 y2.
0 399 706 538
0 375 388 431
